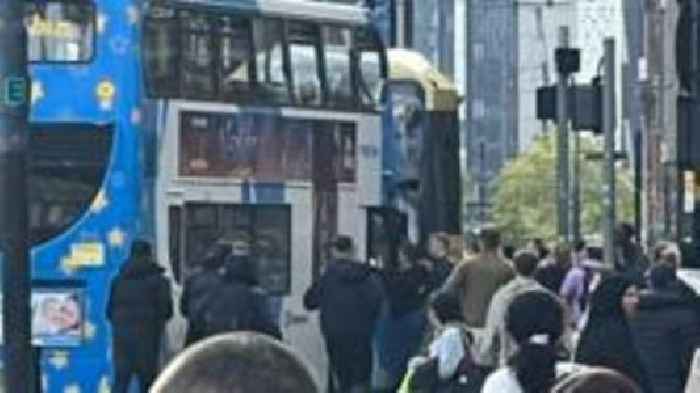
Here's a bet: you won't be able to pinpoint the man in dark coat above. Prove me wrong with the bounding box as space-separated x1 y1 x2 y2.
107 240 173 393
632 264 700 393
200 251 282 340
180 243 230 346
304 235 384 393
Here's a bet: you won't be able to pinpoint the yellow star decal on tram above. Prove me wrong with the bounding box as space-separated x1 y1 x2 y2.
96 81 116 111
108 228 126 248
90 190 109 213
31 81 44 105
48 351 70 370
64 383 81 393
59 257 77 276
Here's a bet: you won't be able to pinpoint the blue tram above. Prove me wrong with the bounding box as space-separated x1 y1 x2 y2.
26 0 144 391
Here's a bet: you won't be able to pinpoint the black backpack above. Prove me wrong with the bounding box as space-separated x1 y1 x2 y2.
409 326 490 393
201 283 263 336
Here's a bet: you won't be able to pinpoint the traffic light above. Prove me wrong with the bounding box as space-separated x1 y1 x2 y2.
535 80 601 134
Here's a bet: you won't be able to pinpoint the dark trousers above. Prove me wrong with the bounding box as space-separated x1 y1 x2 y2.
112 329 161 393
326 335 373 393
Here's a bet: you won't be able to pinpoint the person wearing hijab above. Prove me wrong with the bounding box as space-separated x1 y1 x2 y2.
575 276 651 392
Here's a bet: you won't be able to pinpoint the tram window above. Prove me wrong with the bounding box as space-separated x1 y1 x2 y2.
288 22 322 107
181 11 216 99
183 204 291 295
253 19 289 105
253 206 291 295
25 1 95 62
28 125 112 245
323 26 354 108
143 7 179 97
366 208 408 270
179 111 313 181
218 16 253 101
354 28 386 109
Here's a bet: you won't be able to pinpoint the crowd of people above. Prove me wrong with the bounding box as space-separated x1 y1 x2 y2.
304 225 700 393
106 222 700 393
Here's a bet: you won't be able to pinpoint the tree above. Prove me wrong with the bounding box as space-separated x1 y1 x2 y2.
492 133 634 244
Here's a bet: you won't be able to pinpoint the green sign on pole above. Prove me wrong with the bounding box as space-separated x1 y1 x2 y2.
4 77 27 107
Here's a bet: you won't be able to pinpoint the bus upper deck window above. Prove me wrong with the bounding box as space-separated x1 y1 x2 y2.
253 20 289 105
25 1 95 63
323 26 353 109
287 22 322 107
181 11 216 99
354 27 386 110
143 7 179 97
218 17 253 101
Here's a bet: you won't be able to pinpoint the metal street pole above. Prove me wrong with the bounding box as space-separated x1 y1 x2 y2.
690 0 700 260
603 38 617 268
557 26 571 242
0 1 33 392
572 117 582 243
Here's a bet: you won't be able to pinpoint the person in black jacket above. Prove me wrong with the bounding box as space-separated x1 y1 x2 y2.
614 223 650 285
575 275 651 393
304 235 383 393
423 232 454 292
107 240 173 393
200 249 282 340
374 240 431 392
534 242 571 294
632 264 700 393
180 242 230 346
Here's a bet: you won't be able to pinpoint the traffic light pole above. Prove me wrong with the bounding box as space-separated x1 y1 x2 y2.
690 0 700 263
603 38 617 269
0 1 34 392
557 26 571 242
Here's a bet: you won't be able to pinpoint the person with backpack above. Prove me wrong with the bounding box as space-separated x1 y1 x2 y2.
304 235 383 393
180 242 231 346
107 240 173 393
200 246 281 340
400 291 486 393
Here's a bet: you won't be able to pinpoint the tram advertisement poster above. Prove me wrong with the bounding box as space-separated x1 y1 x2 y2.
31 287 84 347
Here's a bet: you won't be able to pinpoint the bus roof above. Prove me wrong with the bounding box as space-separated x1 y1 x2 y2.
156 0 371 26
387 48 460 111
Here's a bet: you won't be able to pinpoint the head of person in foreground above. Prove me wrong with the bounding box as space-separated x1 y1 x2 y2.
150 332 319 393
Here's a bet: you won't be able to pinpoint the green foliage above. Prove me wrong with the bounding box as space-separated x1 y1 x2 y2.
492 133 634 244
